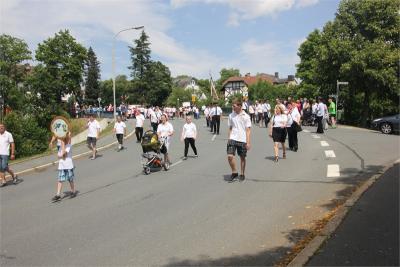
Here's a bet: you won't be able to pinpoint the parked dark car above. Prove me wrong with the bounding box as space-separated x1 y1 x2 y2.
371 114 400 134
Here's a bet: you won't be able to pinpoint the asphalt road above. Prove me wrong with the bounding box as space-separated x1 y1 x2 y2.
1 117 399 266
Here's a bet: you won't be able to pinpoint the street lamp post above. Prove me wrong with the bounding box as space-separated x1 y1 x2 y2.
112 26 144 121
336 80 348 120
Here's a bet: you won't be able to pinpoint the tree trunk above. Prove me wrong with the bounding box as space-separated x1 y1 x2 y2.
361 88 370 127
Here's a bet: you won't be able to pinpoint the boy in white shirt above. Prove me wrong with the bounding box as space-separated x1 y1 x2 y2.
87 114 101 159
180 116 198 160
135 111 145 143
113 116 126 151
226 98 251 182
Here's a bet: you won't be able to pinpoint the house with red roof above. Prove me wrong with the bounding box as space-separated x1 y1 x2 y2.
221 72 297 100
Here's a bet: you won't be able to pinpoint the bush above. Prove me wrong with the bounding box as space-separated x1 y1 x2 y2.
4 112 50 158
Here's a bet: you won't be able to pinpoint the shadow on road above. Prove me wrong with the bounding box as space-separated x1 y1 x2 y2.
163 229 310 266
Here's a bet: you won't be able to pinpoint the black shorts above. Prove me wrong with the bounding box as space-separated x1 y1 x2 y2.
87 137 97 147
227 139 247 157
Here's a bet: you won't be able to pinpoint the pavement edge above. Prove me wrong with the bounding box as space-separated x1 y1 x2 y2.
287 158 400 267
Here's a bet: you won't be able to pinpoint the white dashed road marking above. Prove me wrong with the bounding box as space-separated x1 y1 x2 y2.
320 141 329 147
312 134 321 139
327 164 340 177
325 150 336 158
170 160 183 168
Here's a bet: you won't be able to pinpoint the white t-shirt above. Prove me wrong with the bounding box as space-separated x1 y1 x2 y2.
157 122 174 150
87 120 100 138
114 121 126 134
182 122 197 139
316 102 325 117
272 114 288 128
0 131 14 156
287 108 300 127
149 109 158 123
228 111 251 143
135 114 145 128
58 144 74 170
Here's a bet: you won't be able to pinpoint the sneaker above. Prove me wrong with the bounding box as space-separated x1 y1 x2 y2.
194 154 198 158
227 173 238 183
91 157 95 160
52 195 61 201
12 175 19 184
182 156 188 160
70 191 77 198
239 175 245 182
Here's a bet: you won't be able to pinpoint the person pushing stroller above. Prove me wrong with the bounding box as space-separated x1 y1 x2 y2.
157 114 174 165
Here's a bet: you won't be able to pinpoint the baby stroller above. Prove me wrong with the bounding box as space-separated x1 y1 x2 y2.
302 112 316 126
141 130 170 175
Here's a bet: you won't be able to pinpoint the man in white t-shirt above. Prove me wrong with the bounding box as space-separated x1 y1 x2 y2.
87 114 101 159
0 123 18 186
226 98 251 182
180 116 198 160
113 116 126 151
135 111 145 143
149 108 158 132
316 97 325 134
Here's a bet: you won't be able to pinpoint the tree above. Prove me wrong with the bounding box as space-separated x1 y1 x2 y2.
99 75 131 106
216 68 240 91
0 34 32 111
129 30 151 80
296 0 400 126
166 86 192 107
35 30 87 104
84 47 101 103
144 61 173 106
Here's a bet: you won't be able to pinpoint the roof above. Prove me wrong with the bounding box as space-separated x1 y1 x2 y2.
222 74 275 88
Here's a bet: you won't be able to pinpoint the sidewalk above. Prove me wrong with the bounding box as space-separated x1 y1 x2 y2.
306 163 399 266
7 119 136 177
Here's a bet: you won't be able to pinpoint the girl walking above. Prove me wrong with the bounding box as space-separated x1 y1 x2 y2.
269 105 288 162
180 116 198 160
52 133 76 201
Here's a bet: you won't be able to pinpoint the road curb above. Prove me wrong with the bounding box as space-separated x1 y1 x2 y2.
287 159 400 267
5 129 136 179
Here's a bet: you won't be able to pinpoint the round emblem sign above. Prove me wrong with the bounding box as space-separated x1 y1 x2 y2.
50 116 71 139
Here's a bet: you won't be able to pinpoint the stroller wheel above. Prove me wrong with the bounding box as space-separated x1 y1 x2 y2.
144 166 151 175
163 161 170 171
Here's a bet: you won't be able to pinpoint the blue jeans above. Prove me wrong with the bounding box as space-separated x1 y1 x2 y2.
0 155 9 172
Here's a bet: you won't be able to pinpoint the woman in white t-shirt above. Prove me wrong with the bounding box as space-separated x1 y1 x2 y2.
268 105 288 162
157 114 174 164
180 116 198 160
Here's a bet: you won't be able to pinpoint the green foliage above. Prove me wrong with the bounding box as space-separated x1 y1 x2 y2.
35 30 87 103
128 31 172 106
4 112 50 158
84 47 101 103
0 34 32 111
248 81 297 103
216 68 240 91
166 86 192 107
296 0 400 126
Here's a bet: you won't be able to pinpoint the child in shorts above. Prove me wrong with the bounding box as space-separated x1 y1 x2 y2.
52 132 76 201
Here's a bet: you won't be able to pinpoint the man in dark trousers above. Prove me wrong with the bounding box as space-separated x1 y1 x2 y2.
210 102 222 135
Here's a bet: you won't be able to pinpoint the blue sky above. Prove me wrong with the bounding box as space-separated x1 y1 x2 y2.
1 0 341 80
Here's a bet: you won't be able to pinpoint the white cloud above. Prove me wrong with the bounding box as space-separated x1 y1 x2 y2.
236 39 299 77
1 0 223 78
170 0 319 26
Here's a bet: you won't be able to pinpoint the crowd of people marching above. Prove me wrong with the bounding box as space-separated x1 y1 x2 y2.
0 96 337 199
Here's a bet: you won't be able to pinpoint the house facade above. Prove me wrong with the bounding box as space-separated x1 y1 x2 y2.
221 72 297 100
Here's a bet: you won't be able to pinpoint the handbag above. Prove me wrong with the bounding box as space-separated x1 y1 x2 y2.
292 121 303 132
